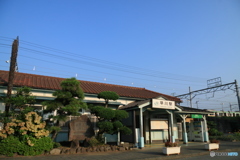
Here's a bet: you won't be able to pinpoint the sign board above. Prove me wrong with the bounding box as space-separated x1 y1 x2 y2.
150 120 168 130
191 114 203 119
185 118 194 123
69 115 95 141
152 99 175 110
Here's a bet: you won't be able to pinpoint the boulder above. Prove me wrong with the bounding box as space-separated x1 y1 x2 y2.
62 148 70 154
76 147 82 154
119 147 125 151
70 148 77 154
50 148 61 155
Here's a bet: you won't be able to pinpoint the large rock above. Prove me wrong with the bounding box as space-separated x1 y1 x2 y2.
50 148 61 155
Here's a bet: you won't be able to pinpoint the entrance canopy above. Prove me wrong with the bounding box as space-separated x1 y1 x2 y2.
119 97 211 115
119 97 213 146
119 97 183 112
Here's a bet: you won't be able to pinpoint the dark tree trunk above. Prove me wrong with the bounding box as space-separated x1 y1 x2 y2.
51 130 58 140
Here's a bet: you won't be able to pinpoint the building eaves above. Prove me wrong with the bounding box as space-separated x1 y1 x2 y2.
177 106 213 113
119 99 151 110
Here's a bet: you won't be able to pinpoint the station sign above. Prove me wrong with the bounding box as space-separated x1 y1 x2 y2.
152 99 175 110
191 114 203 119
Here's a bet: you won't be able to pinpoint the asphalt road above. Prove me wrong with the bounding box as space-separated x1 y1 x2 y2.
1 141 240 160
178 153 239 160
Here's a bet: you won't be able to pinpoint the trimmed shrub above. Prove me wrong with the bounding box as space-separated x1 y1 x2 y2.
218 135 235 141
209 128 223 136
165 141 178 147
0 136 53 157
53 142 61 148
210 139 220 143
88 137 103 147
18 137 53 156
0 136 22 157
233 132 240 140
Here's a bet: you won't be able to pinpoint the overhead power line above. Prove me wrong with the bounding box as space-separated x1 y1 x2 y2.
11 37 209 82
19 46 206 83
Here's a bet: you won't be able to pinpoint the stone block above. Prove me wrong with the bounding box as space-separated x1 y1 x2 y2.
92 147 97 152
111 146 116 151
76 147 82 154
50 148 61 155
119 147 125 151
99 146 104 152
70 148 77 154
62 148 70 154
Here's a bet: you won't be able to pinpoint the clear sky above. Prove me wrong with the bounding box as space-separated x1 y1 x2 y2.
1 0 240 111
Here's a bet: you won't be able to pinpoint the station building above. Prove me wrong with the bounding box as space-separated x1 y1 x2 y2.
0 70 211 147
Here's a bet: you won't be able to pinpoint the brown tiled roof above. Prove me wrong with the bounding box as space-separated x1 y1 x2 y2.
119 99 151 110
178 106 212 113
0 70 181 101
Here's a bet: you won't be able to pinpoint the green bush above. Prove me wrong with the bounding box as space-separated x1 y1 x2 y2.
18 137 53 156
88 137 103 147
209 128 223 136
53 142 61 148
210 139 220 143
0 136 53 157
209 136 220 140
165 141 178 147
212 133 240 142
0 136 22 157
233 132 240 140
218 135 235 141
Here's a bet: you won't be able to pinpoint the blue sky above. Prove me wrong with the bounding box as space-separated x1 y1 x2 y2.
1 0 240 111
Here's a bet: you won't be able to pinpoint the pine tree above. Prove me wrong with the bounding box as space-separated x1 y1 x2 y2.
90 91 131 142
42 78 87 140
97 91 119 108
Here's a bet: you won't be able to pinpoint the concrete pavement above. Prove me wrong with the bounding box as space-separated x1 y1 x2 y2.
1 141 240 160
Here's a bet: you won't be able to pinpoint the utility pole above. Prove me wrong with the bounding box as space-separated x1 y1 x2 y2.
5 37 19 115
196 101 199 109
235 80 240 111
221 103 224 112
189 87 193 108
229 103 232 112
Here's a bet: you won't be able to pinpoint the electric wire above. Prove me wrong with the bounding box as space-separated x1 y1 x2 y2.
19 39 209 82
17 54 205 88
19 46 206 83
